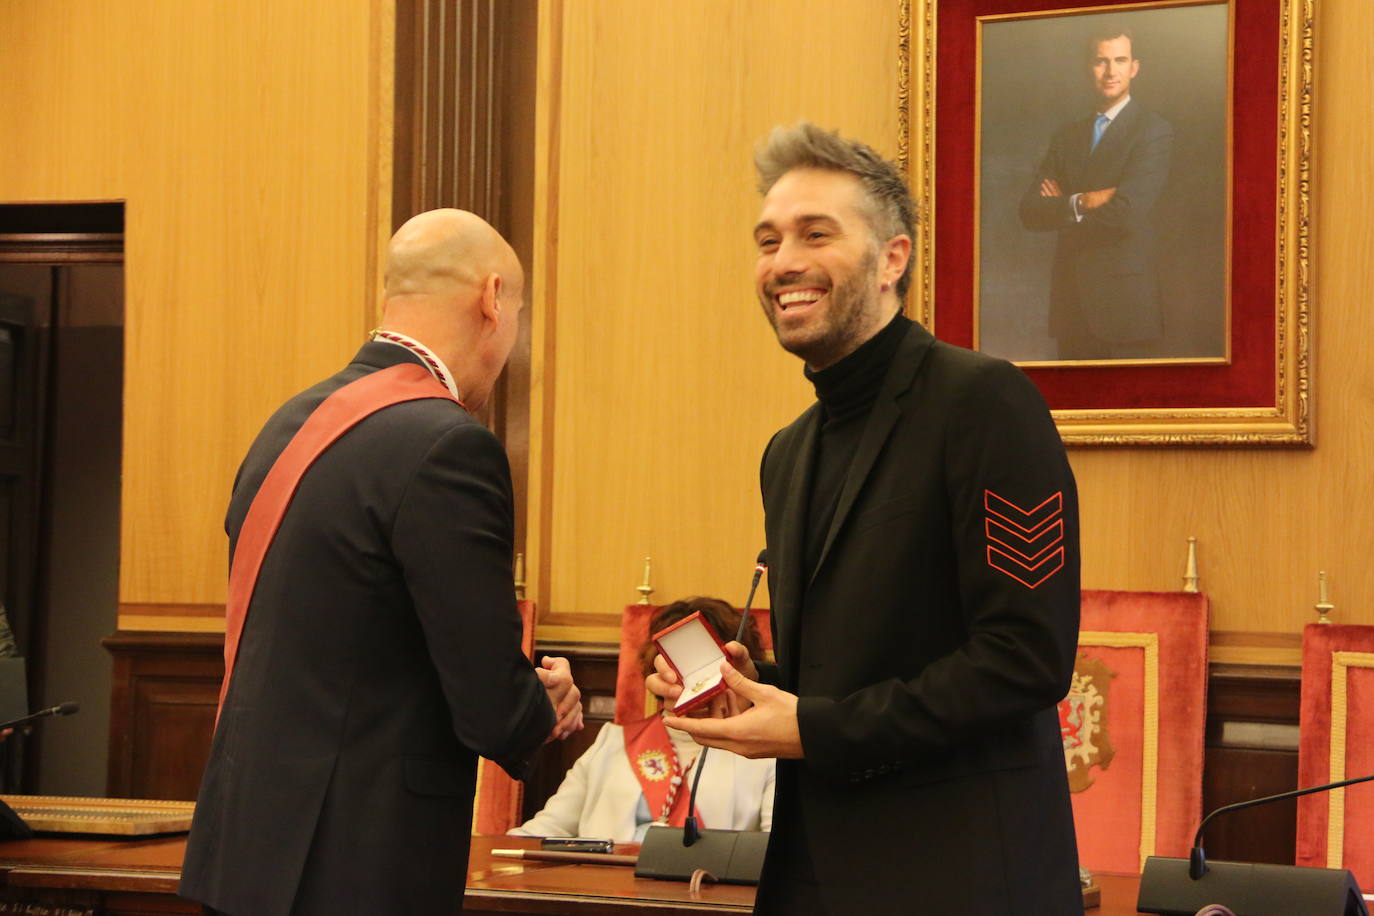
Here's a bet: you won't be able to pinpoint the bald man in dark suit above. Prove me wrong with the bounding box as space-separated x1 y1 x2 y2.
181 210 583 916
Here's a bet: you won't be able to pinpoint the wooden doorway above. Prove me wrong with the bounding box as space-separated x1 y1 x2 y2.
0 203 124 794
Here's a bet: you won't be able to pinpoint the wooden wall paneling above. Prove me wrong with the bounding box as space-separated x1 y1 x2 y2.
522 0 564 612
1202 665 1302 865
0 1 390 612
393 0 504 230
494 0 540 558
393 0 538 523
104 632 222 800
535 0 902 621
521 0 1374 643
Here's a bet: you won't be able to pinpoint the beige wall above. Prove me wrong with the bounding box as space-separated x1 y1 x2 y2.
0 1 391 622
527 0 901 642
529 0 1374 658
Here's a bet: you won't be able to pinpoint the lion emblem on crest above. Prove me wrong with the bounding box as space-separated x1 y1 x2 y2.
1058 652 1117 793
635 749 671 782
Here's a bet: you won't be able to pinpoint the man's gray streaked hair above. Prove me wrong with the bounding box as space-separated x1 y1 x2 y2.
754 121 917 299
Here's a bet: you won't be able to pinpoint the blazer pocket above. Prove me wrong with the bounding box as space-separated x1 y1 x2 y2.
849 493 922 537
403 756 468 797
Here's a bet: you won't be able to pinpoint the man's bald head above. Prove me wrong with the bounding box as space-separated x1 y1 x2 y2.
378 209 525 411
384 208 521 300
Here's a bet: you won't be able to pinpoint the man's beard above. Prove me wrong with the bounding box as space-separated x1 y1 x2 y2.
762 249 882 369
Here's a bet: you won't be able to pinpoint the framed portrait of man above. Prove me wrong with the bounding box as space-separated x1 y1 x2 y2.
904 0 1314 446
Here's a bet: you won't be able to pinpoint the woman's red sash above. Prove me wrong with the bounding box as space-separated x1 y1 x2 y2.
622 715 704 829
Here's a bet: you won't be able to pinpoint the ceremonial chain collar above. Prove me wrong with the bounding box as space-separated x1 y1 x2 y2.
369 329 464 404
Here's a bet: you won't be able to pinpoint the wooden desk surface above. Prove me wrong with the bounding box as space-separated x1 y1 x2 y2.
0 832 1150 914
467 836 756 913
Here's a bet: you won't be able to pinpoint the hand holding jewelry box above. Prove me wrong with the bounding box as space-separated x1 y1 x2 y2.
651 611 730 714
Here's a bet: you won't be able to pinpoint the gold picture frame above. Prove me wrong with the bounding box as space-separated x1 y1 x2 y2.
900 0 1314 446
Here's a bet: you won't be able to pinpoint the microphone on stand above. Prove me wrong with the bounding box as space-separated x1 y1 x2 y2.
1139 773 1374 915
0 703 79 841
0 702 80 732
635 551 770 885
683 549 767 848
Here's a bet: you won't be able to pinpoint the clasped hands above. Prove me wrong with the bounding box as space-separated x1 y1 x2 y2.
1039 178 1116 211
537 656 584 742
646 642 804 760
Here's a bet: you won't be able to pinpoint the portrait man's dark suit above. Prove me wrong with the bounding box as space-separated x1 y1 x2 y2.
754 321 1083 913
1019 97 1174 356
180 341 555 915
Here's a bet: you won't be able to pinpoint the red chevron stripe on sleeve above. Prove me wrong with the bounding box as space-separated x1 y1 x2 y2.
984 489 1064 589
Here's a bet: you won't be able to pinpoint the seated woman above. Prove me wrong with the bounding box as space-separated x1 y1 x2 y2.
510 597 774 843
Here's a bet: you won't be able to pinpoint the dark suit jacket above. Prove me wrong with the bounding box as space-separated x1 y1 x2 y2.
755 323 1081 914
1019 98 1174 345
180 342 554 916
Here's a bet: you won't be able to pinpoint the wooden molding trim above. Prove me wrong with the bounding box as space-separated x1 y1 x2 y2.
115 603 225 634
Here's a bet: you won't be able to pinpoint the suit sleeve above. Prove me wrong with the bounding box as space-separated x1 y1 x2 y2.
392 420 555 778
1018 132 1079 232
796 360 1080 779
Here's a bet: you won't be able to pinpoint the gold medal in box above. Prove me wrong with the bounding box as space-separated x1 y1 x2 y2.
651 610 731 714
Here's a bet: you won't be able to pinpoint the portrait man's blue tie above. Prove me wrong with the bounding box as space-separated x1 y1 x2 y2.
1091 113 1110 151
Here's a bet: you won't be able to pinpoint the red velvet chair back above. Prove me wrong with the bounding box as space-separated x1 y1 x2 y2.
471 599 537 835
1061 590 1209 874
614 604 773 725
1297 623 1374 889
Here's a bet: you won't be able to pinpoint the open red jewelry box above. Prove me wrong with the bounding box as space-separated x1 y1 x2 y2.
652 611 729 715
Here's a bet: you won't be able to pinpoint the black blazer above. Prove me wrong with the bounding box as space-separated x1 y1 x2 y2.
755 323 1082 914
180 342 554 916
1019 98 1174 344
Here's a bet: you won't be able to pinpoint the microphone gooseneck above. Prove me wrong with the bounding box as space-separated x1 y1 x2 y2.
684 550 768 847
0 701 82 733
1188 771 1374 879
682 750 708 846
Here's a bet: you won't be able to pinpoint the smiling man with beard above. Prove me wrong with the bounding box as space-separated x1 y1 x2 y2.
648 122 1084 913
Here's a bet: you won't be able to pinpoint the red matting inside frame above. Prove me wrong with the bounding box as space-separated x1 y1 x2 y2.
934 0 1279 410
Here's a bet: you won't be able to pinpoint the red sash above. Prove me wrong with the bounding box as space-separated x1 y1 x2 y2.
622 715 704 829
217 363 457 724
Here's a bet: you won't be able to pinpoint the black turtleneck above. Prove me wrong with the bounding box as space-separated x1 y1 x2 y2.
776 310 912 897
801 310 911 578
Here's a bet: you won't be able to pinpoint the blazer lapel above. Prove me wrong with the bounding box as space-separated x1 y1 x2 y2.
772 405 820 684
1087 98 1140 168
1070 116 1096 176
808 323 934 587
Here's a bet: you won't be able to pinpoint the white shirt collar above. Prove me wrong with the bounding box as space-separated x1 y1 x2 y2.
371 330 462 402
1100 94 1131 122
